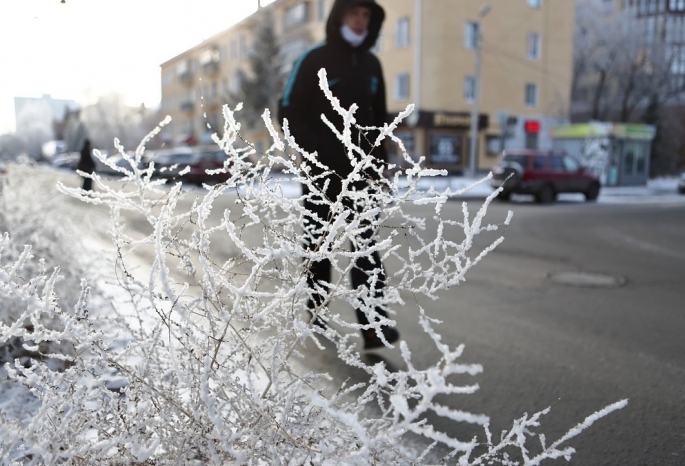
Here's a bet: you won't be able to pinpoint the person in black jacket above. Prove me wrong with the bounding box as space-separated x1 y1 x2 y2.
278 0 398 349
77 138 95 191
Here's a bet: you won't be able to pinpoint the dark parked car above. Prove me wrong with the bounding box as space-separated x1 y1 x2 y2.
491 150 601 203
0 162 6 192
96 152 145 177
185 146 231 185
145 146 230 185
51 152 80 170
146 147 195 181
678 171 685 194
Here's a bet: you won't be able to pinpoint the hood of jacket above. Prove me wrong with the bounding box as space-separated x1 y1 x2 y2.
326 0 385 51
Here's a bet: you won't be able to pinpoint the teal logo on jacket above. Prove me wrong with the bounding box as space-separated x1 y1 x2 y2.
370 76 379 95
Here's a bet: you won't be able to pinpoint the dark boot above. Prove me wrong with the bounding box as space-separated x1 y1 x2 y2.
362 326 399 349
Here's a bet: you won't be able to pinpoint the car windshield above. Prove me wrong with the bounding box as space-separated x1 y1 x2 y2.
502 154 528 167
192 150 225 162
156 152 194 164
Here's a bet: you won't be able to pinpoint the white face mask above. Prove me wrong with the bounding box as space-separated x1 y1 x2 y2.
340 24 368 47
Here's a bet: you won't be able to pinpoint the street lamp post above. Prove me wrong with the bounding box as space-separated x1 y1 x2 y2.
467 4 491 178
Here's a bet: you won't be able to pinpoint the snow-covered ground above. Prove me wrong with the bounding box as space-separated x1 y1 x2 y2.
237 171 685 204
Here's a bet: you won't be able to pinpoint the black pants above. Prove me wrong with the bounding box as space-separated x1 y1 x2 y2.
303 189 387 326
82 177 92 191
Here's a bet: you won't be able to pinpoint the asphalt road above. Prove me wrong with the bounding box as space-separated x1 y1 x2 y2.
50 166 685 465
374 198 685 465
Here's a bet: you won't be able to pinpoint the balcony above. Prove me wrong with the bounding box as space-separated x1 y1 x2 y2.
202 61 220 76
178 71 194 85
199 47 220 76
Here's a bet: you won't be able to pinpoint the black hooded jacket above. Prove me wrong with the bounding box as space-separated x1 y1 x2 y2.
278 0 387 198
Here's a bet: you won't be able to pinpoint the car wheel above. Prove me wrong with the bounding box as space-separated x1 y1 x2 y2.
496 190 511 201
584 182 600 201
536 184 556 204
501 166 522 191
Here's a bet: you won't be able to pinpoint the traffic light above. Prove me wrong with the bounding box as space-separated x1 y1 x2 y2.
524 120 541 134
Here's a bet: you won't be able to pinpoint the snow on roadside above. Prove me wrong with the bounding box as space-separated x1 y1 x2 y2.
0 163 120 425
0 162 283 428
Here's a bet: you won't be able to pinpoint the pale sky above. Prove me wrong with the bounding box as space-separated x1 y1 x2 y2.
0 0 268 134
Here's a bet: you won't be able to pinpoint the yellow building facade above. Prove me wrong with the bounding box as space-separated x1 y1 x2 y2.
160 0 574 172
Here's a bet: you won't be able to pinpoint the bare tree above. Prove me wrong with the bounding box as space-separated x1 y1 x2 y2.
14 102 54 158
572 1 678 123
228 9 285 130
572 0 620 120
79 94 161 151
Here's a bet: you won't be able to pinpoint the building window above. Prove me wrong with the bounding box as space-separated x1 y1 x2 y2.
464 75 476 102
395 73 410 100
230 72 241 94
162 70 173 86
600 0 616 14
239 35 248 58
317 0 327 21
528 0 542 8
646 15 654 41
649 0 658 13
465 22 480 49
670 0 685 10
230 40 238 59
638 0 659 15
622 142 648 176
176 60 189 76
429 133 463 165
396 17 410 48
525 82 538 107
527 32 541 60
671 47 685 74
284 2 309 30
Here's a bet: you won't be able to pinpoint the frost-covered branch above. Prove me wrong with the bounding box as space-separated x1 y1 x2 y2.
0 69 627 465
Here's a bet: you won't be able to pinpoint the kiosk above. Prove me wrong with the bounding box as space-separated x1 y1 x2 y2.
551 122 655 186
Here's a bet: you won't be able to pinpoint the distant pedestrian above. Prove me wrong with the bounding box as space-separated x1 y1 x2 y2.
77 138 95 191
278 0 398 349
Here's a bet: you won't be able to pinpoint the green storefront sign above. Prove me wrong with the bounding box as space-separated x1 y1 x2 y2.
551 123 655 141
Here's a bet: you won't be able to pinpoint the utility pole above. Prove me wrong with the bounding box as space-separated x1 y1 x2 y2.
467 4 491 178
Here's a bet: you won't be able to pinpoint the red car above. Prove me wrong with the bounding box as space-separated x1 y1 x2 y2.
146 145 231 185
490 150 601 203
185 145 231 185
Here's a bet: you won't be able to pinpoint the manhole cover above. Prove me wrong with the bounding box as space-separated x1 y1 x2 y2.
547 271 626 288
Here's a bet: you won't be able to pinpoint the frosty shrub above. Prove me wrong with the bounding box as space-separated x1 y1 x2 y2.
0 69 627 465
0 163 95 374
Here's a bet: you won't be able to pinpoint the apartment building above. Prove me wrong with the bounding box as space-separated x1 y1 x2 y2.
160 0 574 173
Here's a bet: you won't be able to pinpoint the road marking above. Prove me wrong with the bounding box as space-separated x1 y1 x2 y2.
547 271 626 288
614 231 685 260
